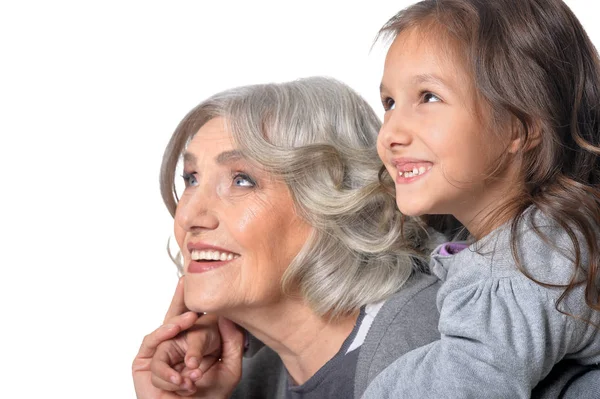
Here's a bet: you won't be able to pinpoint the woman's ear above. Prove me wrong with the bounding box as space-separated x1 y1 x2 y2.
508 117 542 154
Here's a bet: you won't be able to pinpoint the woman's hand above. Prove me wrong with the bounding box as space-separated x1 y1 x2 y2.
132 277 244 398
165 317 245 398
132 299 199 398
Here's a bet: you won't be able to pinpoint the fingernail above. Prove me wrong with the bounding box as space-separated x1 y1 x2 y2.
188 356 199 368
190 370 200 380
170 375 178 384
163 324 176 330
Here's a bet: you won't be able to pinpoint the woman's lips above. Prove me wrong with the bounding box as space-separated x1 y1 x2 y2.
187 258 236 274
186 244 241 274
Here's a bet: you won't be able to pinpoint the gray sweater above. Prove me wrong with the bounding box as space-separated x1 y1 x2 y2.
230 272 442 398
230 265 598 397
363 210 600 399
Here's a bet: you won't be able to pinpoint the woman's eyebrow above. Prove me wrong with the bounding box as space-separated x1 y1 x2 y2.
183 151 196 165
182 150 244 166
215 150 244 164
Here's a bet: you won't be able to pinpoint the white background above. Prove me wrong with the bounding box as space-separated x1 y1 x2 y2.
0 1 595 397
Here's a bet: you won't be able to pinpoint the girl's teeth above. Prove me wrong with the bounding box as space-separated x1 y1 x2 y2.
400 165 431 178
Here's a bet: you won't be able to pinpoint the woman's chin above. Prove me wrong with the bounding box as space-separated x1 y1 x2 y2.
183 291 220 314
183 299 206 314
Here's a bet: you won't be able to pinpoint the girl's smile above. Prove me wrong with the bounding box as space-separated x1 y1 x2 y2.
391 158 433 182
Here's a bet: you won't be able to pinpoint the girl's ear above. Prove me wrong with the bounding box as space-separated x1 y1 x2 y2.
508 117 542 154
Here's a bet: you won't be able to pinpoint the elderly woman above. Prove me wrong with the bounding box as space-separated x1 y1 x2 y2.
132 76 440 398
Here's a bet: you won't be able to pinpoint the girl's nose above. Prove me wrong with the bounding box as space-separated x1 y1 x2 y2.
378 110 413 150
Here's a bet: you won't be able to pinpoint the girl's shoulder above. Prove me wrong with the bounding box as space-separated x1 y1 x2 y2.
431 209 588 285
430 209 599 331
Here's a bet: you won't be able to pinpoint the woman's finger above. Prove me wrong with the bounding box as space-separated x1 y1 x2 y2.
182 354 220 382
217 317 244 376
151 370 197 395
150 340 186 388
136 311 198 360
163 276 188 322
183 314 221 370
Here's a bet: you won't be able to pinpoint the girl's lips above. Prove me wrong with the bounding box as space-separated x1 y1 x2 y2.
391 159 432 170
389 158 433 184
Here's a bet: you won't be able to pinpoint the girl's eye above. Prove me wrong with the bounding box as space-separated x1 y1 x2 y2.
422 92 441 103
182 172 198 187
232 173 255 188
382 97 395 111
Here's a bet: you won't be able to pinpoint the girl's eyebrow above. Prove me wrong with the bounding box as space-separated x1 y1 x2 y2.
380 73 450 94
412 73 448 88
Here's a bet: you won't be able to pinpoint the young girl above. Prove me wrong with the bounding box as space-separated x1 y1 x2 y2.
366 0 600 397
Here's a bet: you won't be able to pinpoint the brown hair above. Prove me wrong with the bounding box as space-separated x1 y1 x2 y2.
378 0 600 314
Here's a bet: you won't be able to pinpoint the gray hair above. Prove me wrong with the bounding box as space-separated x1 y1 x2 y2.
160 76 428 318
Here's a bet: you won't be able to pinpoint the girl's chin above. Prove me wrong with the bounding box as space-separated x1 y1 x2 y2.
395 204 427 217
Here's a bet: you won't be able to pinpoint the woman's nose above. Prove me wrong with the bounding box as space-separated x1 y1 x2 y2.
175 185 220 233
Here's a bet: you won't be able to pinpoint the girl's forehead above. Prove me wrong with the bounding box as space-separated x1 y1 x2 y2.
390 25 469 67
384 28 472 86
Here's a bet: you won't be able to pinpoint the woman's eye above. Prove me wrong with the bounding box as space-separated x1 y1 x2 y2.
422 92 441 103
182 172 198 187
232 173 255 188
382 97 395 111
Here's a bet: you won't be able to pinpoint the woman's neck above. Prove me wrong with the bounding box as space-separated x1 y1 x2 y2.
225 300 359 385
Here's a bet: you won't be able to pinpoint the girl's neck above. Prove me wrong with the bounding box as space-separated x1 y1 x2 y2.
224 300 359 385
455 180 524 240
460 205 514 240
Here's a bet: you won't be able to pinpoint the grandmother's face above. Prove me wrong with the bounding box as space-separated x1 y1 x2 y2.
174 117 313 314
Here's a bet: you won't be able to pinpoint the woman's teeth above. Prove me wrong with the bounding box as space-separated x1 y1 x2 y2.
191 250 239 261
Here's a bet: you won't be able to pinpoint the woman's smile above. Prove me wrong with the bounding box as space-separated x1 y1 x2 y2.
186 241 241 273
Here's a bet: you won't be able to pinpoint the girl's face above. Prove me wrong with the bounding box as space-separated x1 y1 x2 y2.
377 28 519 234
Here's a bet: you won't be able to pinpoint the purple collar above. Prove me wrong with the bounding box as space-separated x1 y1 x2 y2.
438 242 469 256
